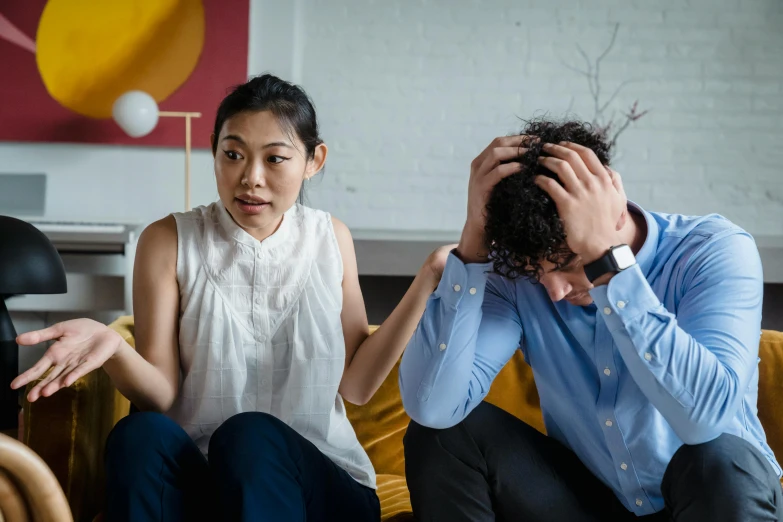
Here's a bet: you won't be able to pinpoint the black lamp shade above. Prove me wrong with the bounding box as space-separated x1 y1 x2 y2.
0 216 67 296
1 216 67 430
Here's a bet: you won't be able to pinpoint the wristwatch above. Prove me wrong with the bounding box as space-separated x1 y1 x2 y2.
583 245 636 283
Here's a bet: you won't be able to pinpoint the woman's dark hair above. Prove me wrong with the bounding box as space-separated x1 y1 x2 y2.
484 119 612 280
212 74 323 202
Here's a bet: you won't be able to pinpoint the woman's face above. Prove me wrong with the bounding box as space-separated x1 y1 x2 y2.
212 110 326 241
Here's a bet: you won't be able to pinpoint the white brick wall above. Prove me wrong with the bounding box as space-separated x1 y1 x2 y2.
295 0 783 235
0 0 780 237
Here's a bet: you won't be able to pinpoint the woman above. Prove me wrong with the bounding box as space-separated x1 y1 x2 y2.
12 74 451 522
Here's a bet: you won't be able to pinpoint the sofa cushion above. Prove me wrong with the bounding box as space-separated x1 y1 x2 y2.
758 330 783 469
376 474 414 521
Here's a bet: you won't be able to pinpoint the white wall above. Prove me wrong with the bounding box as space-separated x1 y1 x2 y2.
1 0 782 236
299 0 783 235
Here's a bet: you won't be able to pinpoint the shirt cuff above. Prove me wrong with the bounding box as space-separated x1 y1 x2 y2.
434 251 492 309
589 264 663 332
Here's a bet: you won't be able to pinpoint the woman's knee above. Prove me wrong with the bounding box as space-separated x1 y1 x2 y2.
209 412 288 458
106 411 185 458
105 411 194 487
209 412 299 485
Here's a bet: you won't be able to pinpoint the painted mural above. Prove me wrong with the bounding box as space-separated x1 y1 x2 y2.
0 0 249 148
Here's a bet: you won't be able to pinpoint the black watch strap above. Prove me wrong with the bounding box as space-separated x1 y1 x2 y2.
583 251 618 283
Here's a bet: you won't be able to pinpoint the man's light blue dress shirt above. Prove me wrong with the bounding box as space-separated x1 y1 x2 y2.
399 204 780 516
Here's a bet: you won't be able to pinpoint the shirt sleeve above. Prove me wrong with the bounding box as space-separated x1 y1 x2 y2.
399 252 524 429
590 232 764 445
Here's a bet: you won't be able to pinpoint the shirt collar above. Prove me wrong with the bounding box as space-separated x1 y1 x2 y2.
216 199 294 249
628 200 658 278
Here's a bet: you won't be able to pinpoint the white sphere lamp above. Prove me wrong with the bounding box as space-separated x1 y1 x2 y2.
111 91 160 138
111 91 201 210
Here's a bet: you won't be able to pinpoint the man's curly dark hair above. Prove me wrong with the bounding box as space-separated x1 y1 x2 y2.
484 119 612 280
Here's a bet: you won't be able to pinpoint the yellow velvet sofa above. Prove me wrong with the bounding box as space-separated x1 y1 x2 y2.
22 316 783 522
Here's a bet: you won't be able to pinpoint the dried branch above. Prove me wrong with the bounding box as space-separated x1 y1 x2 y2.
563 23 648 149
598 79 635 114
577 44 593 73
596 23 620 68
559 59 591 78
575 44 597 99
609 101 649 148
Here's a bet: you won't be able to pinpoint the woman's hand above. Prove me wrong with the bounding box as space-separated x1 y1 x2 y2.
11 319 123 402
422 244 459 290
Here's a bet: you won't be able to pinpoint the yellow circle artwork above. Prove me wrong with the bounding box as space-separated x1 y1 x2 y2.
36 0 205 119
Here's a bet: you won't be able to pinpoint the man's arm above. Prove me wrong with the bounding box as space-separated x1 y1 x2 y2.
532 141 764 444
591 232 763 445
399 252 523 429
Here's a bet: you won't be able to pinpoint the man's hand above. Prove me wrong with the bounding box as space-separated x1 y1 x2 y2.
534 142 627 264
458 136 530 263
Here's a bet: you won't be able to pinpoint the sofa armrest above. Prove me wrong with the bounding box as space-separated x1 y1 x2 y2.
21 316 135 522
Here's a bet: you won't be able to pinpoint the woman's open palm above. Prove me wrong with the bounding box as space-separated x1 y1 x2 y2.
11 319 121 402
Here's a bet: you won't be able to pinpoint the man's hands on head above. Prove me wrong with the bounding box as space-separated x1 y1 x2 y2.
457 135 531 264
534 142 627 264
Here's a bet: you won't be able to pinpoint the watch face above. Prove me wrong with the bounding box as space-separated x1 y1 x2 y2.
612 245 636 270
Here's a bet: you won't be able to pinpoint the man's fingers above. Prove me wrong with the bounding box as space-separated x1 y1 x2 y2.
537 157 580 191
473 135 535 169
541 143 593 184
16 323 65 346
476 147 528 179
10 354 53 390
534 175 570 204
486 161 524 188
489 135 537 151
558 142 608 180
608 168 626 197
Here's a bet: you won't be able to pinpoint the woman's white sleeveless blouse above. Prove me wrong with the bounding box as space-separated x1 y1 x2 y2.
167 201 376 489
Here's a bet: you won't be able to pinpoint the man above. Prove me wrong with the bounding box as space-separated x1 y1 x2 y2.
399 120 782 521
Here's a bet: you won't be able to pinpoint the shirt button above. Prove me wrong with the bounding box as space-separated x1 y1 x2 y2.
603 368 611 376
603 307 612 315
469 287 477 295
453 284 461 292
620 463 628 470
605 419 613 427
439 343 447 351
617 300 626 309
636 499 643 507
644 352 653 361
